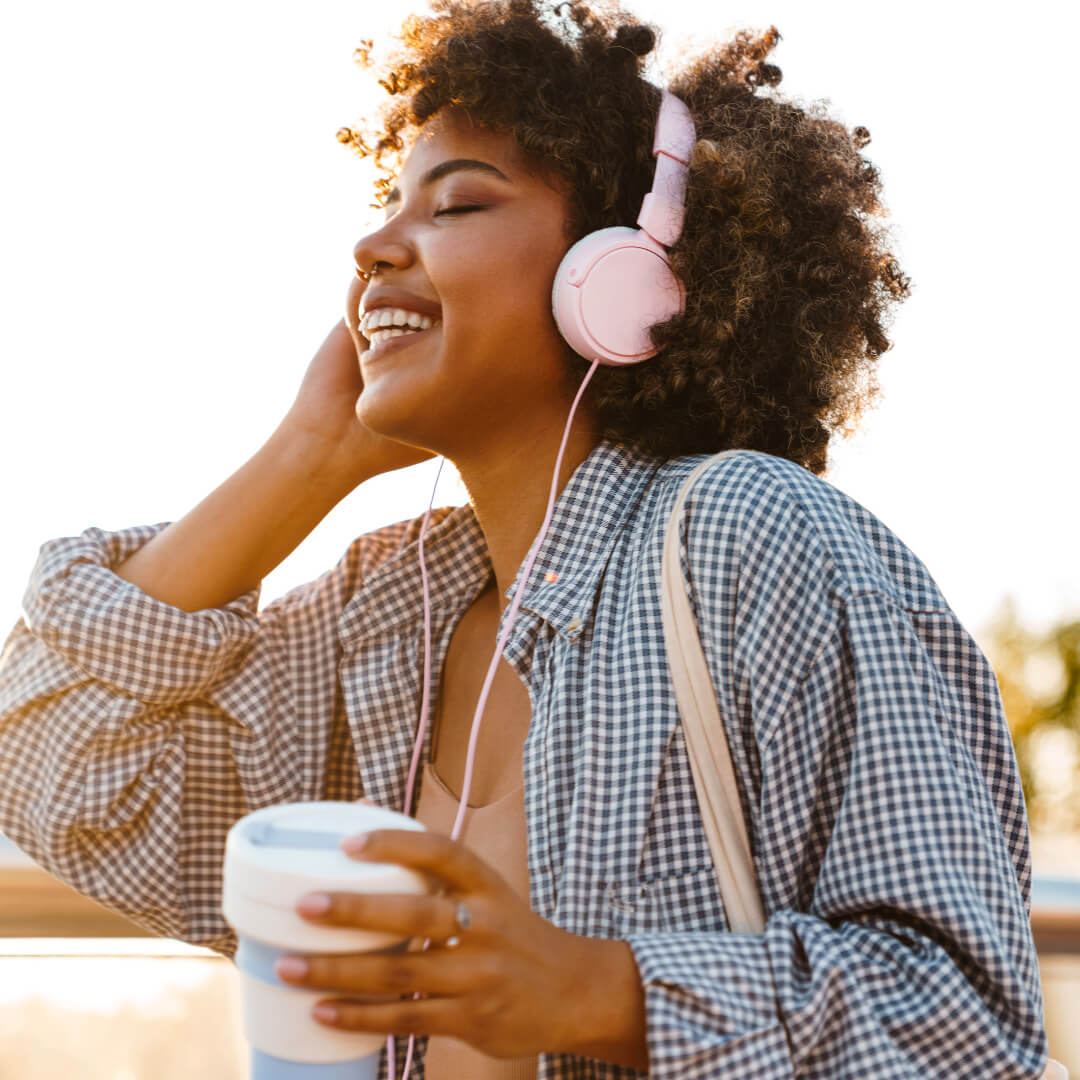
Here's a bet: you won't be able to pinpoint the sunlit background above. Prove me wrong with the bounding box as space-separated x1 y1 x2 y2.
3 0 1078 639
2 0 1078 1074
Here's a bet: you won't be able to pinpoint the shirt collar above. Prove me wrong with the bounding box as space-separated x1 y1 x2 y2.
337 504 491 650
339 437 665 648
497 437 665 643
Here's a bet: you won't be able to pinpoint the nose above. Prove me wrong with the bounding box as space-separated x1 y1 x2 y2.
353 226 412 280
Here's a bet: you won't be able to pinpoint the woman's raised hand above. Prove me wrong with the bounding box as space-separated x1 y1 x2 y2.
280 317 435 492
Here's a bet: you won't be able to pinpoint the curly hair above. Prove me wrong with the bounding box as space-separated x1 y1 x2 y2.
336 0 912 475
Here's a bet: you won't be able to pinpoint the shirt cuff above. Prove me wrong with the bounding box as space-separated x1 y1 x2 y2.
20 522 262 705
624 931 793 1079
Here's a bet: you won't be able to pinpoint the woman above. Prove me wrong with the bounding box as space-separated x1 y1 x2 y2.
0 1 1052 1077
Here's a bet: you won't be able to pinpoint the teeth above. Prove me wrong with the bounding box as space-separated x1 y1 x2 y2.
361 307 439 337
368 326 426 345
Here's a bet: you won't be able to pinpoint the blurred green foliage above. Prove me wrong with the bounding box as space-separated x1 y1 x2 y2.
980 599 1080 831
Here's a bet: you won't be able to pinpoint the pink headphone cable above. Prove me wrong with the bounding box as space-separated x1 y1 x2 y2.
381 444 444 1080
404 454 446 824
386 356 601 1079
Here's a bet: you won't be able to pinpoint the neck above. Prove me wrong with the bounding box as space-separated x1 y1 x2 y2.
453 417 601 610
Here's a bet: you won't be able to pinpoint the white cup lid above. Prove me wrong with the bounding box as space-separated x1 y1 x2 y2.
223 801 430 916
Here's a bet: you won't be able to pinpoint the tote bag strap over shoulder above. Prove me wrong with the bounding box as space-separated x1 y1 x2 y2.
660 450 766 934
659 450 1067 1080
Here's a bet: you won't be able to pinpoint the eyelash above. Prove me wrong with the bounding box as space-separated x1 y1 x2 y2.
434 205 486 216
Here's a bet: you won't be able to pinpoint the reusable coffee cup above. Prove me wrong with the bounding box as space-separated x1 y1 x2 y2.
223 801 430 1079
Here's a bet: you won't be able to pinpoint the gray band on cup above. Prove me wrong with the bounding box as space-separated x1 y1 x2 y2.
236 935 408 989
246 823 356 850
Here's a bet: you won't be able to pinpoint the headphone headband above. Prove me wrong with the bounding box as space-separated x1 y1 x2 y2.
637 89 696 249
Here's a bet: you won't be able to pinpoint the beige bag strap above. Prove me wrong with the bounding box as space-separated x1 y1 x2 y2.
660 450 1067 1080
661 451 765 934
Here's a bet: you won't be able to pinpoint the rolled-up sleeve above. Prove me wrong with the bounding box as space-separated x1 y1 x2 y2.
625 589 1049 1079
16 522 262 703
0 520 398 955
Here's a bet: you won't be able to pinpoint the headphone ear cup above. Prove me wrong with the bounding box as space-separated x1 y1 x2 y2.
552 226 686 366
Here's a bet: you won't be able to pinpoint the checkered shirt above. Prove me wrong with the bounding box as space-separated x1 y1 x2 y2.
0 439 1050 1078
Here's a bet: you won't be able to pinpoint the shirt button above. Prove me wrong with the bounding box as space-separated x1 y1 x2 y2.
565 617 584 636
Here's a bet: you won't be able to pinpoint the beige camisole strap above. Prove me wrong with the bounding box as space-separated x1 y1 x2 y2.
412 761 538 1080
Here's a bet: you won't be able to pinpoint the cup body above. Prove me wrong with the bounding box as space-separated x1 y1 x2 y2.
222 801 429 1077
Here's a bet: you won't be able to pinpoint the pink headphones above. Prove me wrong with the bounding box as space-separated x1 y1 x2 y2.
393 87 695 1079
551 87 696 365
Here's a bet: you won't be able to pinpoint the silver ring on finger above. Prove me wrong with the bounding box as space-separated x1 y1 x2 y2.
443 898 471 948
453 899 472 932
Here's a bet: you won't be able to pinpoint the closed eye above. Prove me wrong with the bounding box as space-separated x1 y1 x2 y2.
434 205 487 216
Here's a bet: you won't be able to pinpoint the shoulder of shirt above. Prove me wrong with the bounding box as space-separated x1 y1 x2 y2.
262 504 471 615
651 448 951 613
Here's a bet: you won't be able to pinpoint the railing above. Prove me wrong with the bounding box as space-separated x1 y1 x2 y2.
2 835 1079 1075
0 834 157 938
1031 874 1080 953
4 832 1080 945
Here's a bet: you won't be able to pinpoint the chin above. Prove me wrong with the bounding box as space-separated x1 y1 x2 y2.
355 381 434 448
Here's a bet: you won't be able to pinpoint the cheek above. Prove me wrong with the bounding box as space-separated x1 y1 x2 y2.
442 228 562 311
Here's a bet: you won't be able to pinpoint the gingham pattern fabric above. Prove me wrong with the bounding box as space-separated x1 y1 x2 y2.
0 440 1050 1079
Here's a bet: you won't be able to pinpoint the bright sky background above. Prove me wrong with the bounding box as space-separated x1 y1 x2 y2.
1 0 1078 1015
3 0 1078 663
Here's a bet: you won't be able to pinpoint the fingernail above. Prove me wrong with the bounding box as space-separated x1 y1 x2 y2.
276 957 308 979
342 834 369 855
313 1004 338 1022
298 893 331 915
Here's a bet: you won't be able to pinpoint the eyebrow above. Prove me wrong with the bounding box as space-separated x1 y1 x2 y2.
384 159 512 208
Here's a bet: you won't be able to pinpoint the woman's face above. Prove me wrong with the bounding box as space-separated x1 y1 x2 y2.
345 106 587 457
